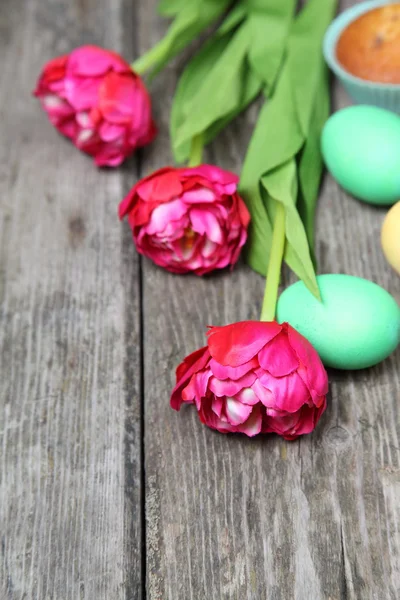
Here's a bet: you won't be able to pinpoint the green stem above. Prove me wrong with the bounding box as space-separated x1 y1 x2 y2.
131 38 169 76
260 203 286 322
188 133 204 167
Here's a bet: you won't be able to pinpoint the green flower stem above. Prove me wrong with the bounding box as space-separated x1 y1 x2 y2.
260 203 286 322
131 39 169 76
188 133 204 167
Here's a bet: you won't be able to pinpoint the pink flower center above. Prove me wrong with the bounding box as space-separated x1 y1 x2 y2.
181 228 196 250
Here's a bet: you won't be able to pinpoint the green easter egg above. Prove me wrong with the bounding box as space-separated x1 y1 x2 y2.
321 106 400 206
277 275 400 370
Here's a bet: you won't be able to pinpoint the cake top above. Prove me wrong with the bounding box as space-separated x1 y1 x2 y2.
336 3 400 84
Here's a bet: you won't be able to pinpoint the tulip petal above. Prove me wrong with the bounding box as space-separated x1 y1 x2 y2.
119 190 135 219
263 411 301 436
76 110 93 128
239 405 262 437
251 379 275 407
258 331 299 376
182 375 197 403
56 117 78 140
259 370 310 412
212 396 223 417
120 164 249 275
68 45 130 77
34 47 155 167
42 94 74 118
65 77 101 111
182 164 238 187
146 199 187 235
137 168 183 203
236 195 251 228
181 188 216 204
34 55 68 92
190 209 223 244
170 346 210 410
209 357 258 381
202 239 217 259
263 401 326 440
99 121 126 141
98 72 139 122
207 321 282 366
225 397 253 425
193 369 212 400
234 387 259 406
287 324 328 396
94 149 126 167
208 372 256 397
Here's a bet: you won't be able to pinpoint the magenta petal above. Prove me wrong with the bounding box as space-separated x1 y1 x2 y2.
182 164 238 187
234 387 259 406
251 379 275 407
56 118 78 139
92 144 125 167
239 405 262 437
209 357 258 381
65 76 101 111
212 396 223 417
76 110 93 128
207 321 282 367
68 46 129 77
287 325 328 396
208 372 256 397
258 331 299 376
146 199 187 235
170 347 210 410
181 188 216 204
181 375 197 403
260 371 310 412
182 369 212 404
265 403 325 439
225 397 253 425
42 94 74 117
201 239 217 259
219 182 237 195
211 416 237 433
99 121 125 141
137 169 183 203
190 209 223 244
119 192 134 219
99 72 151 123
194 370 212 399
288 409 317 436
264 411 300 436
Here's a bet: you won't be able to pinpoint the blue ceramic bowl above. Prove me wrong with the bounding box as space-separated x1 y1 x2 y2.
323 0 400 113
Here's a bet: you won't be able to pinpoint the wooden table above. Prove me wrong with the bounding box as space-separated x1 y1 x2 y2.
1 0 399 598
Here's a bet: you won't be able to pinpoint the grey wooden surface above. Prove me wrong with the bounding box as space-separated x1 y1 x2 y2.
0 0 399 599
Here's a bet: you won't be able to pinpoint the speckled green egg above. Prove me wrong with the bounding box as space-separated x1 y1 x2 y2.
277 275 400 370
321 106 400 206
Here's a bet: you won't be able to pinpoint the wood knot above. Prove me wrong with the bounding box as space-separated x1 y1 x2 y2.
68 216 86 248
326 426 350 447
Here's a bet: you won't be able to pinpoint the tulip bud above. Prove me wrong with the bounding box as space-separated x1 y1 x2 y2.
34 45 156 166
171 321 328 439
119 165 250 275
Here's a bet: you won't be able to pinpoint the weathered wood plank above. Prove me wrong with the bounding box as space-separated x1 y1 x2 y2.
139 1 400 598
0 1 142 598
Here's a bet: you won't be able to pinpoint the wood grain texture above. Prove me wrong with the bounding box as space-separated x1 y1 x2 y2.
139 1 400 599
0 1 142 599
1 0 399 599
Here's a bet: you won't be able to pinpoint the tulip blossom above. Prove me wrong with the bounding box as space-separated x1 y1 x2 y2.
119 165 250 275
34 45 156 166
171 321 328 439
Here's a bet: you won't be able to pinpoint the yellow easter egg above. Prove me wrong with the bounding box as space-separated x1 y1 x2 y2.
381 201 400 275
